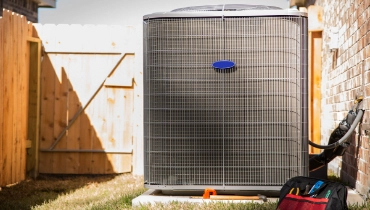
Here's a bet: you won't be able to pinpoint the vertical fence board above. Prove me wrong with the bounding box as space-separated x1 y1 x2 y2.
106 88 116 151
53 56 68 173
27 24 38 174
122 55 135 150
123 89 134 149
3 10 14 185
66 55 81 173
112 88 124 150
0 16 3 184
17 13 25 182
20 18 29 180
92 89 107 174
78 56 94 174
28 21 33 37
10 12 16 184
39 54 56 173
26 40 37 172
19 16 27 181
132 27 143 175
12 13 20 183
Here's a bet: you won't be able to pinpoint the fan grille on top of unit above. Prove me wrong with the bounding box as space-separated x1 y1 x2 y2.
171 4 282 12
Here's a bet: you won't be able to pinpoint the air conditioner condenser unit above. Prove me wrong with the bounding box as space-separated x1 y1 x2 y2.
143 4 308 193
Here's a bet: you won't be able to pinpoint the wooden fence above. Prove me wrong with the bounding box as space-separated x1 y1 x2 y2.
0 10 35 186
1 11 142 184
33 24 141 174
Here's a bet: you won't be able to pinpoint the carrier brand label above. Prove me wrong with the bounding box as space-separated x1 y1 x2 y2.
212 60 235 69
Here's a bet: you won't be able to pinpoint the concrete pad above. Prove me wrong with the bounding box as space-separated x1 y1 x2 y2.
132 188 365 207
347 187 365 206
132 189 277 207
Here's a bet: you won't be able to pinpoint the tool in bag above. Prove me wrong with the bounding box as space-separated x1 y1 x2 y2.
277 176 348 210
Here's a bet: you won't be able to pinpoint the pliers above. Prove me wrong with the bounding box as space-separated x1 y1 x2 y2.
289 187 299 195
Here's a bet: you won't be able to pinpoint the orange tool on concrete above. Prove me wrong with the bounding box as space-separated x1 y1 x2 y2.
210 195 267 201
202 188 267 201
203 188 217 199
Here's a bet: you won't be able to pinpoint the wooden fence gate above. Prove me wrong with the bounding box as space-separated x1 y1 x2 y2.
34 24 138 174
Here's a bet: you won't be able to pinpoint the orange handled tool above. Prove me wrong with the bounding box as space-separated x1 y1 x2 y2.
203 188 217 199
210 194 267 202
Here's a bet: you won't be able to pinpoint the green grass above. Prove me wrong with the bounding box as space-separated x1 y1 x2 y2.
0 173 368 210
0 174 145 210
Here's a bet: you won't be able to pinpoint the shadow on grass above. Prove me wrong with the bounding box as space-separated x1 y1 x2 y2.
0 174 117 210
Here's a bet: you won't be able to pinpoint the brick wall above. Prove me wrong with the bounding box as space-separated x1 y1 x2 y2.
316 0 370 197
0 0 38 22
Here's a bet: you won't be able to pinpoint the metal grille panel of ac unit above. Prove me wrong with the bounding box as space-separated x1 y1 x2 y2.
143 12 308 191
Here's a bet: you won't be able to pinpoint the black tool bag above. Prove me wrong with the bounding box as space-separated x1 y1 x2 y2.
277 176 348 210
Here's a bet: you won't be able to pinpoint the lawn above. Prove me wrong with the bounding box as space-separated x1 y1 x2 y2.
0 174 144 210
0 173 368 210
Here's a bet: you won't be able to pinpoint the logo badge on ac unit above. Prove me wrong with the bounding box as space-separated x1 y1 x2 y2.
212 60 235 70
